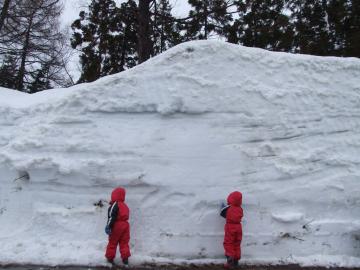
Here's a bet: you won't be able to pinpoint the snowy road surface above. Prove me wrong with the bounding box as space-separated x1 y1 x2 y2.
1 265 360 270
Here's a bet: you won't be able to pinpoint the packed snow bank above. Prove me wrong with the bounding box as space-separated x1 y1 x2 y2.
0 41 360 267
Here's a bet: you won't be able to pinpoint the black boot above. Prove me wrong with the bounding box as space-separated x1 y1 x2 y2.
122 258 129 268
224 256 234 269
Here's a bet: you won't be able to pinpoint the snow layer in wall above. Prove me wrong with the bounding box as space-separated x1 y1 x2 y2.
0 41 360 267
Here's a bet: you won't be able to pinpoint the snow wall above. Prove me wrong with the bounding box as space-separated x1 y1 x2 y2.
0 41 360 267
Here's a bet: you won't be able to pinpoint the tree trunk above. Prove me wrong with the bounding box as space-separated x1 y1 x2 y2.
0 0 12 32
204 0 208 39
17 14 33 91
120 24 128 70
160 13 165 53
138 0 152 63
153 0 157 52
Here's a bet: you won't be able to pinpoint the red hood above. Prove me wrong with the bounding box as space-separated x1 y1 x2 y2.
110 187 126 203
227 191 242 206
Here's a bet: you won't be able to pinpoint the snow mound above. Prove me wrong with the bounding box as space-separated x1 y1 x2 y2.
271 212 304 223
0 41 360 267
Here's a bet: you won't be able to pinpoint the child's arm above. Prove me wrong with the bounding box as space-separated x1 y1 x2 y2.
107 202 119 229
220 203 230 218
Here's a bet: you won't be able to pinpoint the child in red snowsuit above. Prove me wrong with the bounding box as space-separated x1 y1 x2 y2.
220 191 243 268
105 187 131 266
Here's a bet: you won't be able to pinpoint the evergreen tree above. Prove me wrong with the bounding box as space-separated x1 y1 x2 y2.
228 0 294 52
105 0 138 74
185 0 234 40
327 0 347 56
28 64 51 93
151 0 182 55
71 0 117 83
137 0 182 62
319 0 360 57
288 0 331 55
342 0 360 57
0 54 18 89
71 0 138 83
73 0 180 74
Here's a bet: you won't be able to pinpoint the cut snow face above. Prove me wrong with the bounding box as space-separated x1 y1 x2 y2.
0 41 360 267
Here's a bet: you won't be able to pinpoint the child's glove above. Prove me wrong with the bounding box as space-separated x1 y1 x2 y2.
105 225 111 235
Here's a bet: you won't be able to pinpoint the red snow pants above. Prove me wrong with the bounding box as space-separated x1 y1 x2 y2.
105 221 131 260
223 223 242 260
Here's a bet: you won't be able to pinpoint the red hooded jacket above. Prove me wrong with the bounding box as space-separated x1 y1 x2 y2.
105 187 131 261
225 191 243 224
107 187 129 227
221 191 243 261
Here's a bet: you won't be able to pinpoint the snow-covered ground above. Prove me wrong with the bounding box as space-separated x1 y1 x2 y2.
0 41 360 267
